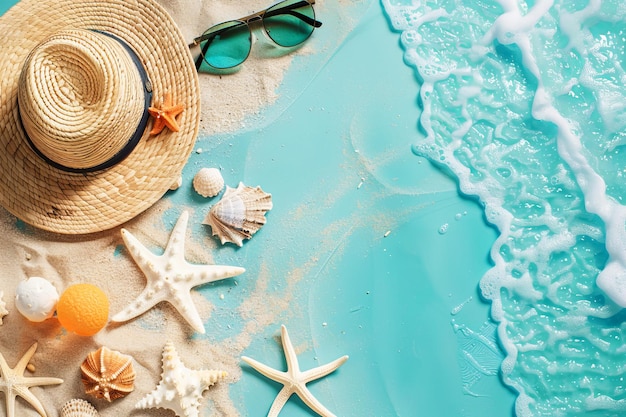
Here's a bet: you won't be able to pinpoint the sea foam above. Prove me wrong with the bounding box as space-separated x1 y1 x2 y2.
382 0 626 415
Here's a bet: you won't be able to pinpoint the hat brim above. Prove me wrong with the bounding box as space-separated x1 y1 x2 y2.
0 0 200 234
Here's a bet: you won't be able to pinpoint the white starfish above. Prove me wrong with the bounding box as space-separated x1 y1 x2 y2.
135 342 227 417
242 325 348 417
111 210 245 333
0 343 63 417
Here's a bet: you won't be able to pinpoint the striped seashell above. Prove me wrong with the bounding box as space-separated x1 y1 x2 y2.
193 167 224 197
203 182 272 247
81 346 135 402
60 399 99 417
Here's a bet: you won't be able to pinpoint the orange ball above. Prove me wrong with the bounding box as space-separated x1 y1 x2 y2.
56 283 109 336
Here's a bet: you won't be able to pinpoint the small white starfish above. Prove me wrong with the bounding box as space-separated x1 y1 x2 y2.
0 343 63 417
111 210 245 334
242 325 348 417
135 342 227 417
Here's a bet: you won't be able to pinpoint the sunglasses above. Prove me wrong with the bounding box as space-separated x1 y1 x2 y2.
189 0 322 71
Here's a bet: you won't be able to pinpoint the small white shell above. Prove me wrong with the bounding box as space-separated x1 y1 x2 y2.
15 277 59 322
60 399 99 417
203 182 272 247
0 291 7 324
193 168 224 197
169 174 183 191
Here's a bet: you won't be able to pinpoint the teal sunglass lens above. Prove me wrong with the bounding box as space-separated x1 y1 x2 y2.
199 21 251 69
263 0 316 47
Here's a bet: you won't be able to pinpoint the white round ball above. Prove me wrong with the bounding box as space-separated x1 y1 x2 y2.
15 277 59 322
193 167 224 198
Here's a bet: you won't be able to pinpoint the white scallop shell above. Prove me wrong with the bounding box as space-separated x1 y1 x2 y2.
203 182 272 247
193 168 224 197
60 399 99 417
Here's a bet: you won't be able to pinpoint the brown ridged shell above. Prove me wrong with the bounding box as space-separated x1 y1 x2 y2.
60 399 99 417
203 182 273 247
80 346 135 402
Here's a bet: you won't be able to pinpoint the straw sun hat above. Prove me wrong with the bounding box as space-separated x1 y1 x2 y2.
0 0 200 234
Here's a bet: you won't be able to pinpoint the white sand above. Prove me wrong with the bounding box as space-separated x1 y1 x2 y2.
0 0 363 416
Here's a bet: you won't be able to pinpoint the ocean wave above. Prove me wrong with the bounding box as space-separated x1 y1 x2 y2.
381 0 626 415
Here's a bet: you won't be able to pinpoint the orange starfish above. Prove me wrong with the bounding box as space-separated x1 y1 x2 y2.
148 93 184 135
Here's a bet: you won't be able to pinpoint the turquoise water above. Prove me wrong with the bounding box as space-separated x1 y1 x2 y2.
382 0 626 416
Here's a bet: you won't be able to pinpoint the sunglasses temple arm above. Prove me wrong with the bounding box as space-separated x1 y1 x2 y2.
189 24 241 47
192 33 213 70
286 10 322 27
263 4 322 27
194 47 205 71
242 1 320 26
261 10 321 27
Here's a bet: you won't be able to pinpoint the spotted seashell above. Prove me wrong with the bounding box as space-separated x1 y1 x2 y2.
60 399 99 417
203 182 272 247
193 167 224 197
81 346 135 402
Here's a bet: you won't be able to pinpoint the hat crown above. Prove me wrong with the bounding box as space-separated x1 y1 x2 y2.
18 29 146 171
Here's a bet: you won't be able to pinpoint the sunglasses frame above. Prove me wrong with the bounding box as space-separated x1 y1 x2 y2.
189 0 322 70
